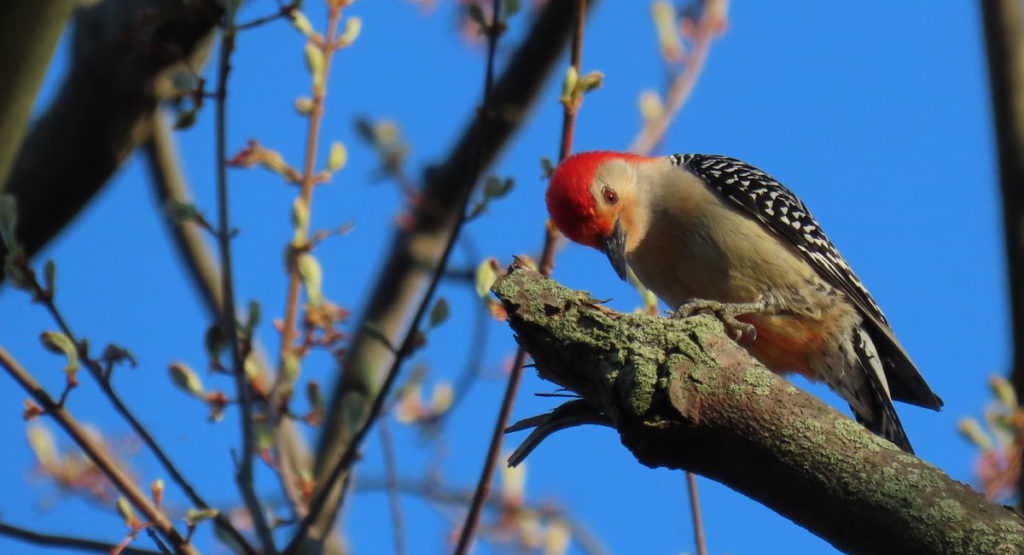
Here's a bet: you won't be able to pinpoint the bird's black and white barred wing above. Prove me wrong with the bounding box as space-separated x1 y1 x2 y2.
671 153 942 409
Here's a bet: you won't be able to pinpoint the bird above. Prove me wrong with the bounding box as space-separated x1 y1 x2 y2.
544 151 942 453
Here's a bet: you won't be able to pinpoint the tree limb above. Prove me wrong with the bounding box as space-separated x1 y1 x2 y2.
493 263 1024 555
0 0 219 278
0 0 75 187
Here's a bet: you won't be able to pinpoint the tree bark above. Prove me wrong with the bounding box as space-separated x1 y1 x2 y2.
493 263 1024 555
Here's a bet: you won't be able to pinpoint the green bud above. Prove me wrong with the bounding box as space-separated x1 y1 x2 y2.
475 258 499 298
297 253 323 307
304 42 325 92
116 497 138 529
577 71 605 94
559 66 578 106
294 96 314 115
40 331 79 380
291 11 315 37
337 16 362 47
327 141 347 172
990 375 1018 410
169 362 204 397
957 418 993 452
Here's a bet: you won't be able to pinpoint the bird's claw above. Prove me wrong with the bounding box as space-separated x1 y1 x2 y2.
671 299 759 346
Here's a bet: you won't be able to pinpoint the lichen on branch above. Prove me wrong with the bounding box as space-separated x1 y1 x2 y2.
493 262 1024 555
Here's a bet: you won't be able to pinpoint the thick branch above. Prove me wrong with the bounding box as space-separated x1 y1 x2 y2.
0 0 218 277
0 0 75 186
493 264 1024 555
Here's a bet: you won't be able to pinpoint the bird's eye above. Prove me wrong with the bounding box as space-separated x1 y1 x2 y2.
601 186 618 205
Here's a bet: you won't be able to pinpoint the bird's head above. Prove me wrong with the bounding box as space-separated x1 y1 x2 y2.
546 151 651 281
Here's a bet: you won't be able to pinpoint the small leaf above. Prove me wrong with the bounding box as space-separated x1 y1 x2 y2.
638 90 665 121
304 42 325 91
475 258 499 298
185 508 219 526
244 300 261 334
990 375 1017 410
540 157 555 178
205 324 227 364
290 11 315 37
504 0 521 19
336 16 362 47
430 382 453 414
165 200 207 227
169 362 204 397
174 108 198 130
294 96 314 115
428 298 449 328
484 176 514 199
957 418 993 452
467 5 488 33
543 517 572 555
116 497 139 529
26 424 57 466
559 66 578 106
296 253 323 307
327 141 347 172
40 331 79 381
577 71 604 94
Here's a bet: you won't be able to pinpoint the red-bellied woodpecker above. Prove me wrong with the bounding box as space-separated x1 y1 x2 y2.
545 151 942 453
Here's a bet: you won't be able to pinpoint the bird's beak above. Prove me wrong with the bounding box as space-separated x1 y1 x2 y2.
601 220 629 281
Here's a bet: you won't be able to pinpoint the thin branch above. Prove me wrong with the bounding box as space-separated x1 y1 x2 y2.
15 259 253 554
628 0 726 155
0 520 161 555
378 419 406 555
145 108 307 554
283 1 507 550
454 2 586 553
0 346 197 554
214 19 276 552
685 472 707 555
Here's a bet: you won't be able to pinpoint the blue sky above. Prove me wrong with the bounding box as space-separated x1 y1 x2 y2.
0 1 1004 554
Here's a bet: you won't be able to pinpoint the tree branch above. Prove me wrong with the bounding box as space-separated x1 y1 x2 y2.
492 263 1024 554
0 0 75 186
0 520 161 555
0 0 219 279
0 346 198 555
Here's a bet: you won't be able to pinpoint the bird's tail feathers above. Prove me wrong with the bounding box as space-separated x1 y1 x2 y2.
850 326 914 453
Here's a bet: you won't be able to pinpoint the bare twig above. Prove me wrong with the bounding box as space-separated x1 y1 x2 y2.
214 17 276 552
0 346 197 554
454 2 586 553
686 471 707 555
0 520 161 555
378 419 406 555
14 259 254 554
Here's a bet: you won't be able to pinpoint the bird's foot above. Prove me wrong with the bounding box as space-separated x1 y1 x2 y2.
671 299 760 346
